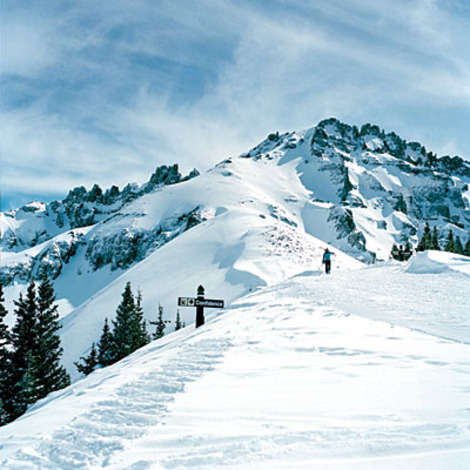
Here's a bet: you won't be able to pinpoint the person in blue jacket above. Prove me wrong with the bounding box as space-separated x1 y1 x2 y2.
322 248 335 274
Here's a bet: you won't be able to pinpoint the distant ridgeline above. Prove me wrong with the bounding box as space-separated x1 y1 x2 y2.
1 118 470 287
0 165 201 285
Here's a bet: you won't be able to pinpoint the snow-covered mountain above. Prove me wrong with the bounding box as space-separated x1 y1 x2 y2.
1 118 470 468
2 118 469 282
1 118 470 376
1 251 469 469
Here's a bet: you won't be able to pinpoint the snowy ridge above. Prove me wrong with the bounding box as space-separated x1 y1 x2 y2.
1 118 470 468
1 117 470 380
1 253 469 469
2 118 470 287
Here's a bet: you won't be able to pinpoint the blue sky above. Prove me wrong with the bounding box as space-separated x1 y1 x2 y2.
1 0 470 210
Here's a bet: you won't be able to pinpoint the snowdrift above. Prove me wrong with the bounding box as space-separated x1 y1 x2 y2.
405 250 470 277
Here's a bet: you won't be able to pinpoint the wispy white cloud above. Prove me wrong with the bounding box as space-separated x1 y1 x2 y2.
1 0 469 209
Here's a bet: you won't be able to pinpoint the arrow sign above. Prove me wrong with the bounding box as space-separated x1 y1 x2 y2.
178 297 196 307
195 298 224 308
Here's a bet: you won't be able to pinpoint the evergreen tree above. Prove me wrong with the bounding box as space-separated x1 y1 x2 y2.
8 283 40 419
454 236 464 255
75 343 98 376
431 226 440 250
0 283 9 349
15 351 41 413
112 282 136 361
0 398 9 426
0 284 12 424
390 243 399 260
11 284 38 365
445 230 455 253
175 310 182 331
34 276 70 397
417 222 432 251
403 241 413 260
465 235 470 256
97 318 114 367
129 290 150 350
151 305 169 340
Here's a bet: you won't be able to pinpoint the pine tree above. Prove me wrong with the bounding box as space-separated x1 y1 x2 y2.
75 343 98 376
0 284 12 425
390 243 399 260
151 305 169 340
403 241 413 260
8 283 40 419
34 276 70 397
97 318 114 367
445 230 455 253
417 222 432 251
11 284 38 364
112 282 136 361
464 235 470 256
0 283 9 349
130 290 150 350
15 351 41 413
454 236 464 255
175 310 182 331
431 226 440 250
0 398 9 426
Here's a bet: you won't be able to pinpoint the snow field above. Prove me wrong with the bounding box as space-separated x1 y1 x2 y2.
1 254 469 469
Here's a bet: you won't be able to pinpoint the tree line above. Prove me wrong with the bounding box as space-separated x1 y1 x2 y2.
0 279 184 426
391 223 470 260
74 282 184 375
0 277 70 425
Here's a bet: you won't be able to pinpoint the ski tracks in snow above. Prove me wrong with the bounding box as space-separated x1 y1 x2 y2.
2 337 233 470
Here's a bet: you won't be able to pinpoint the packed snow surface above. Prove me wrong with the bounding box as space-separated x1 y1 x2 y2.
1 253 469 469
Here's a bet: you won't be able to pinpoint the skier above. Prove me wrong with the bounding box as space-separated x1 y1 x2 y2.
322 248 335 274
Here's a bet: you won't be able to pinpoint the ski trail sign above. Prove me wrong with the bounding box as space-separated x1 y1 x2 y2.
178 285 224 328
178 297 196 307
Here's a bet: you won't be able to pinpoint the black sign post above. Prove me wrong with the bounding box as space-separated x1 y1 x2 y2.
196 285 205 328
177 285 224 328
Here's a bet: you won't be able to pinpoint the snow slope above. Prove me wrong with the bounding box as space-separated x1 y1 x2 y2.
1 253 469 469
3 155 362 379
2 118 470 380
